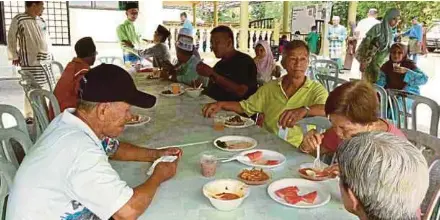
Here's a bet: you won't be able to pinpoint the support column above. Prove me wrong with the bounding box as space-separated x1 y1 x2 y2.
213 1 219 27
320 2 333 56
347 1 358 29
239 1 249 52
138 0 163 40
192 2 197 27
282 1 289 33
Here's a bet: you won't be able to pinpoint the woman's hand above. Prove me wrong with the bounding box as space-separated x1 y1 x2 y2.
299 129 324 154
394 66 408 74
202 102 222 118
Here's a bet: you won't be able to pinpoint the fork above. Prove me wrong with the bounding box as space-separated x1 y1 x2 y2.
313 143 321 170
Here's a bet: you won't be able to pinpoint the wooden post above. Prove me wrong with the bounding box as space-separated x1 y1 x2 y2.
282 1 289 33
213 1 219 27
192 2 197 27
239 1 249 52
348 1 358 29
273 19 280 45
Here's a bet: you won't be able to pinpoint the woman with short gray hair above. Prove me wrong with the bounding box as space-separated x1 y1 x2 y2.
337 132 428 220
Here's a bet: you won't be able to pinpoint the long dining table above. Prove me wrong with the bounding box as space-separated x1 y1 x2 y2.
111 73 357 220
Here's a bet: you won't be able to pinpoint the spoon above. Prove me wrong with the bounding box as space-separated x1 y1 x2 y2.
313 143 321 170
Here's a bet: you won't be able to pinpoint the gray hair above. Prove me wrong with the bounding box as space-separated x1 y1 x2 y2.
337 132 429 220
77 100 99 112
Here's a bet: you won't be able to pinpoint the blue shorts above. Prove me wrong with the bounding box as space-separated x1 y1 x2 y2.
123 54 140 63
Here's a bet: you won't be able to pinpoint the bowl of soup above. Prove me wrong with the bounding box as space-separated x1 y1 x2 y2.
185 88 204 98
202 179 249 211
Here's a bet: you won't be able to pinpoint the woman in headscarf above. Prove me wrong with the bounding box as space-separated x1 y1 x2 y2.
355 8 401 83
376 43 428 95
253 40 281 85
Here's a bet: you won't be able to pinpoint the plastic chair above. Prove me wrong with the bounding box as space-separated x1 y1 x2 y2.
296 116 334 164
373 84 388 119
0 157 17 220
98 56 124 66
315 74 348 92
310 59 340 80
0 104 30 138
40 62 57 92
28 89 60 139
50 60 64 76
422 160 440 220
401 129 440 166
387 89 440 136
0 128 32 168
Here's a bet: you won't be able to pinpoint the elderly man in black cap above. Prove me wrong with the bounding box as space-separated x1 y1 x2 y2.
139 24 171 67
6 64 181 219
50 36 97 119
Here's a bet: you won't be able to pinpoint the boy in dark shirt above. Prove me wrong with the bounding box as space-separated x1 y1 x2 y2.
196 26 257 101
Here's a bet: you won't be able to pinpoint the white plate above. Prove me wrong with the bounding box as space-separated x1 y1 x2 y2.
160 90 185 97
267 178 331 208
237 149 286 169
125 115 151 127
213 136 258 152
224 116 255 128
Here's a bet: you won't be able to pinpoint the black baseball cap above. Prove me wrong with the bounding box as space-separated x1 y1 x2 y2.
79 64 156 108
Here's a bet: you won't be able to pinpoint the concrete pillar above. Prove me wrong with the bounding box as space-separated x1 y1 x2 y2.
239 1 249 52
138 0 163 40
347 1 358 29
282 1 289 33
320 2 333 56
192 2 197 27
273 19 280 45
213 1 219 27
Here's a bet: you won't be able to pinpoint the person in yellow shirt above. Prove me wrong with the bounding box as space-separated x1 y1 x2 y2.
202 40 328 147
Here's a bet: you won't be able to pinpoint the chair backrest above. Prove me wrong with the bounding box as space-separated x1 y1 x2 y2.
315 74 348 92
50 61 64 77
373 84 388 119
0 104 30 138
0 128 32 168
28 89 60 138
310 59 340 80
387 89 440 136
402 129 440 166
0 157 17 220
40 62 57 92
422 160 440 220
98 56 124 66
296 116 334 164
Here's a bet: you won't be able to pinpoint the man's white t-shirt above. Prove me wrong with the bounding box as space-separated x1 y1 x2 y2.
355 17 380 41
6 109 133 220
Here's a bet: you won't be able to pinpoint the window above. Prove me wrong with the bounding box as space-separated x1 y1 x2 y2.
3 1 71 46
69 1 120 10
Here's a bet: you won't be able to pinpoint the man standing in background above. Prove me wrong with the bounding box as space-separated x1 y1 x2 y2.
327 16 347 69
180 12 193 35
401 17 423 63
117 2 141 64
351 8 380 76
7 1 51 123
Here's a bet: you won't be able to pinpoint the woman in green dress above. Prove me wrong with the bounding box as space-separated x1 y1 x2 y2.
355 8 401 83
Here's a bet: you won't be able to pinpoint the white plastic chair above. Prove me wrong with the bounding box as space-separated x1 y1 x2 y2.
0 128 32 168
315 74 348 92
310 59 341 81
0 157 17 220
28 89 60 139
373 84 388 119
422 160 440 220
402 129 440 166
0 104 29 138
98 56 124 66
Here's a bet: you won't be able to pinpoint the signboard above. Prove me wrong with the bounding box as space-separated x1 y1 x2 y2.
291 3 332 34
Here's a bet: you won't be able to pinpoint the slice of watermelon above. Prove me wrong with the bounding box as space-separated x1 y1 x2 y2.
275 186 299 198
301 191 318 204
265 160 279 165
285 194 302 204
245 151 263 161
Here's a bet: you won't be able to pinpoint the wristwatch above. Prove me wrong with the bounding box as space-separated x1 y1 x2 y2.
303 106 310 117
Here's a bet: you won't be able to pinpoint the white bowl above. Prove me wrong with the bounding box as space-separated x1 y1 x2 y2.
202 179 249 211
185 88 203 98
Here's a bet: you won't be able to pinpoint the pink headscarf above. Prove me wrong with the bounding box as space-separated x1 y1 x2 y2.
254 40 274 82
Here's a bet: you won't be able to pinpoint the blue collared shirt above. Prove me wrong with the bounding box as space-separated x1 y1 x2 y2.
403 23 423 42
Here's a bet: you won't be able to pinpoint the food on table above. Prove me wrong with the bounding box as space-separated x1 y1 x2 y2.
225 115 246 126
162 90 173 95
216 140 253 150
214 192 241 200
275 186 318 204
238 168 270 183
126 114 141 124
200 155 217 177
265 160 280 165
245 151 263 162
298 166 339 179
171 83 181 94
146 74 160 79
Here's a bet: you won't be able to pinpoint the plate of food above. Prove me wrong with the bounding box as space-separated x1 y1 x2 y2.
214 136 257 152
125 114 151 126
202 179 250 211
298 163 339 181
160 84 185 97
238 168 271 185
224 115 255 128
237 149 286 169
267 178 331 208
